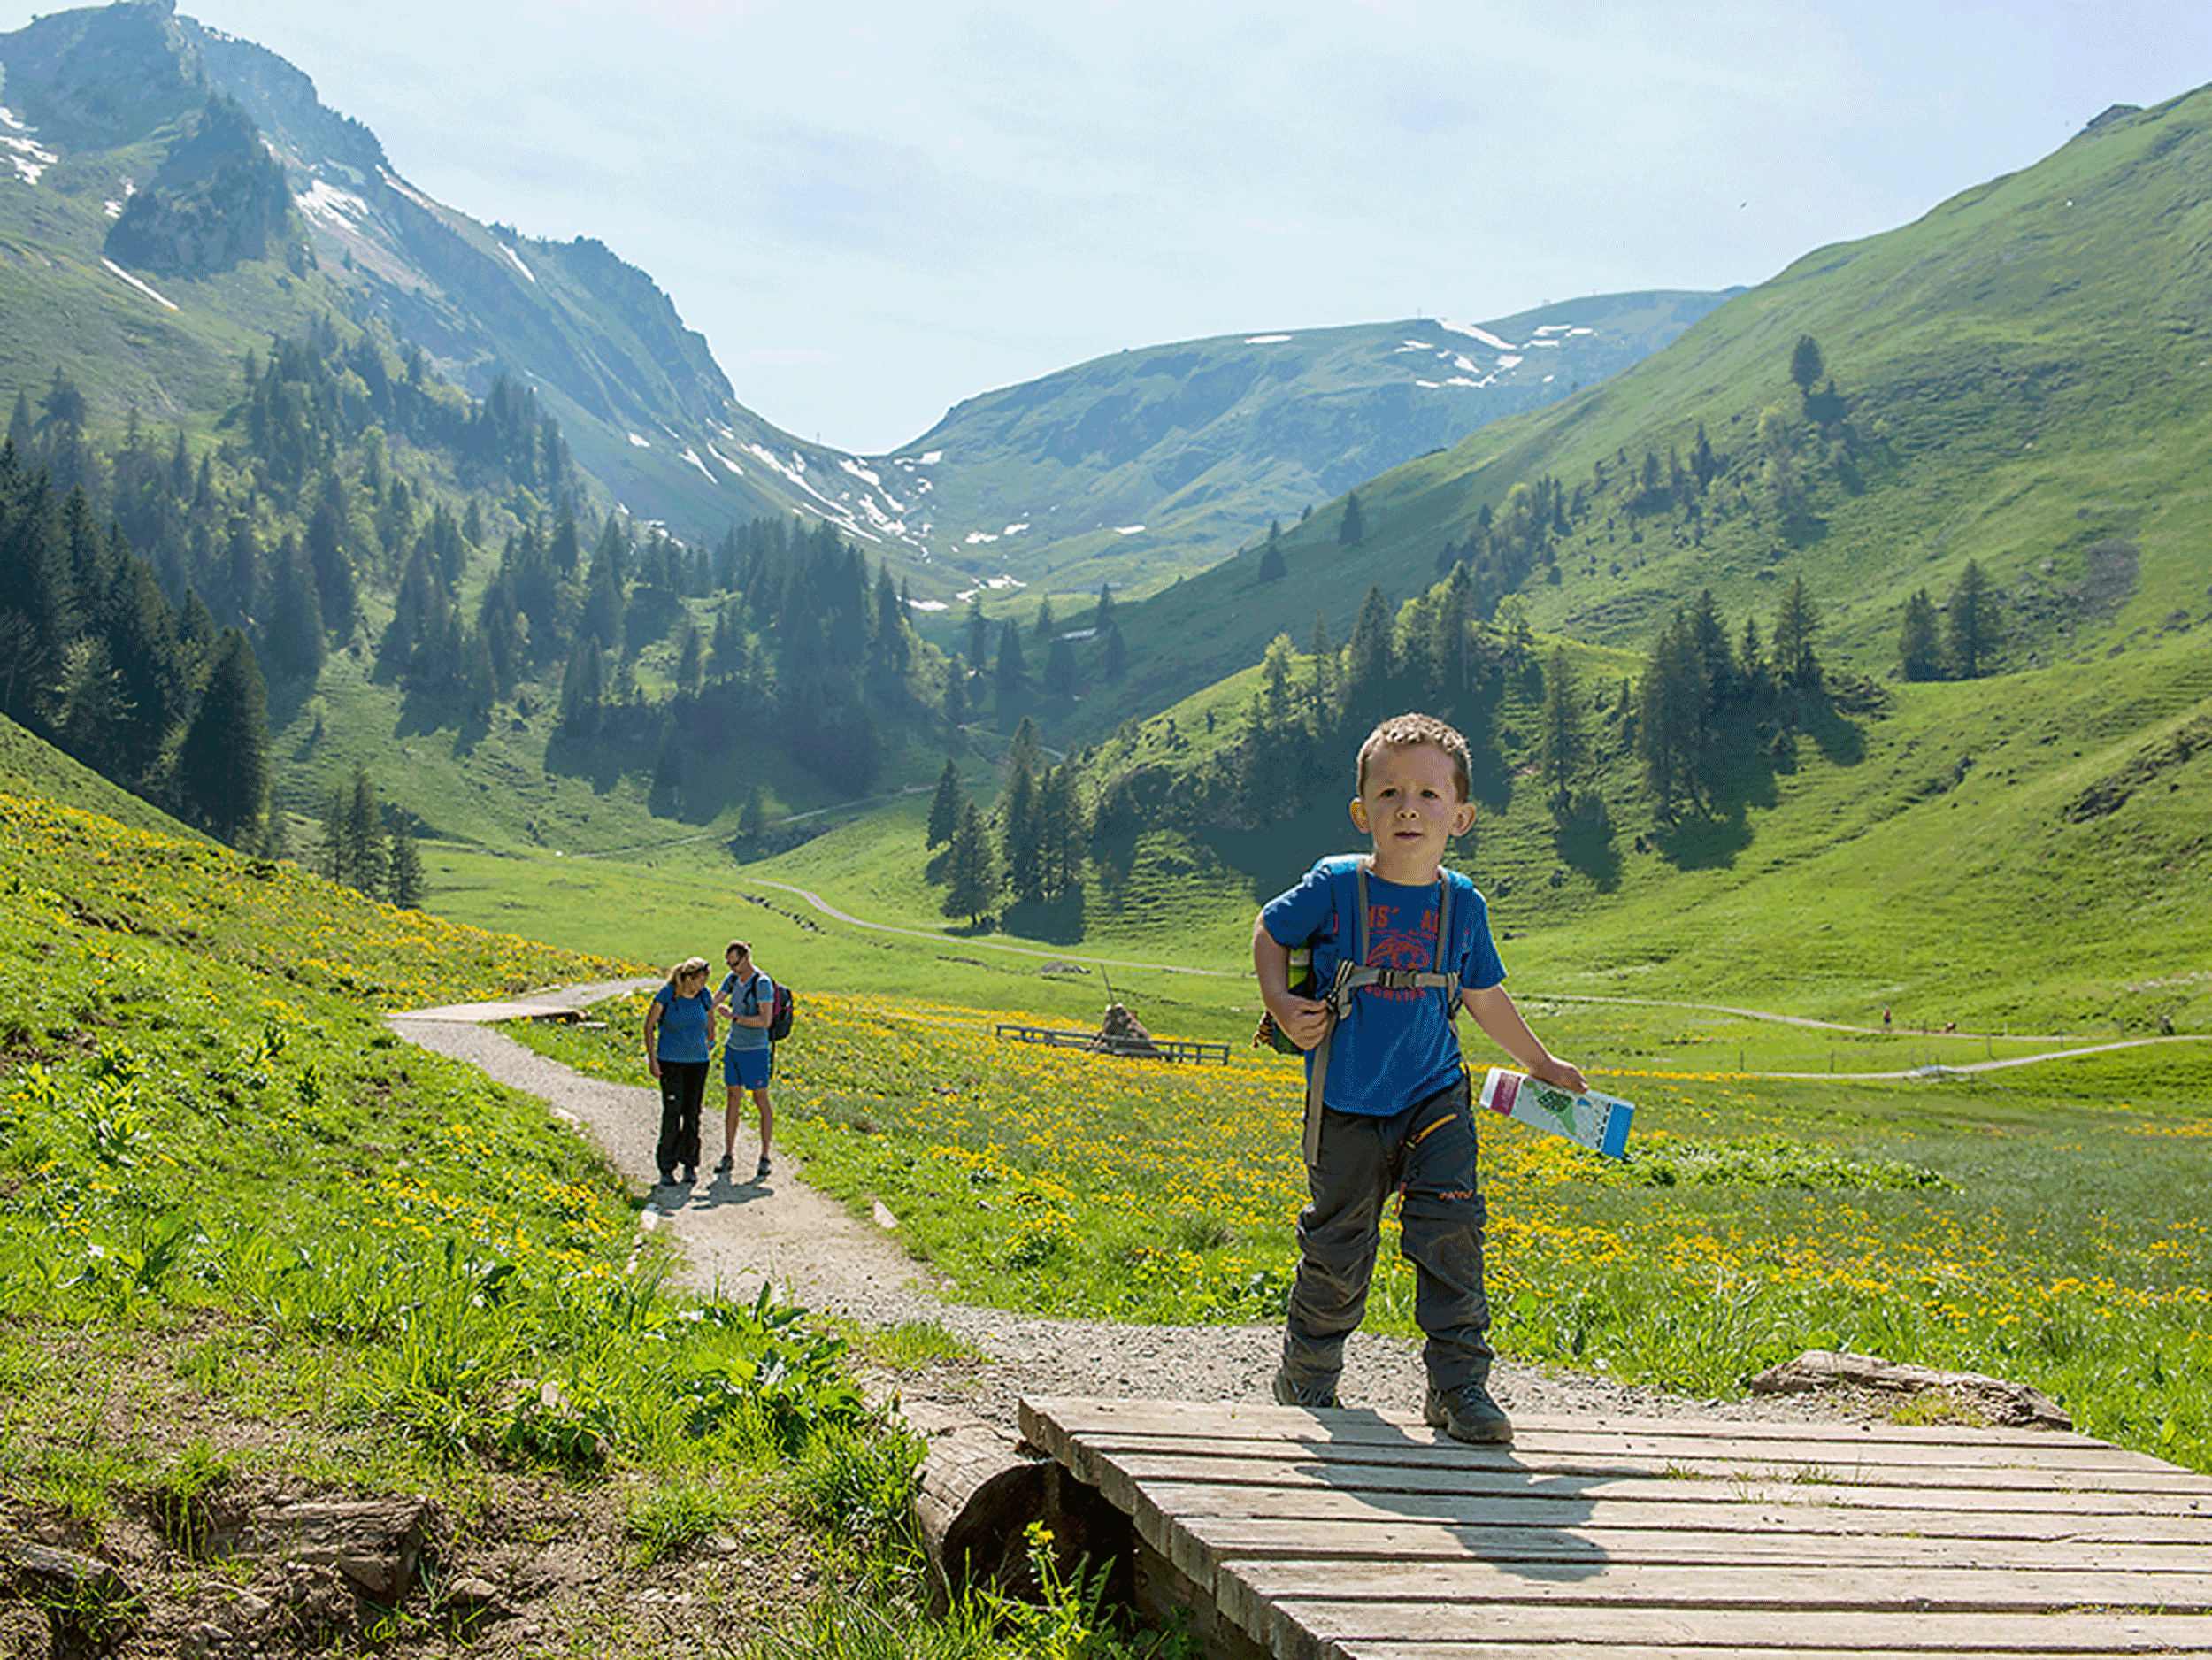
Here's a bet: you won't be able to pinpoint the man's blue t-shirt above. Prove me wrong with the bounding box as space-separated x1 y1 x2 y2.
719 970 776 1053
1261 855 1505 1118
650 984 714 1064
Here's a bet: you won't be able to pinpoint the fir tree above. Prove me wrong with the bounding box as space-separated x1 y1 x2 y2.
388 814 426 908
1771 578 1823 692
1338 490 1365 547
177 628 269 847
1946 560 1998 679
926 757 964 849
941 802 995 925
1899 588 1944 681
1538 647 1587 816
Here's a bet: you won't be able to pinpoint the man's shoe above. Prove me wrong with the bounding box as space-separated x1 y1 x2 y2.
1271 1367 1339 1410
681 1165 696 1185
1425 1380 1513 1443
658 1170 676 1187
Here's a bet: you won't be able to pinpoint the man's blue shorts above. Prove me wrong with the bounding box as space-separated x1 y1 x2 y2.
725 1045 772 1089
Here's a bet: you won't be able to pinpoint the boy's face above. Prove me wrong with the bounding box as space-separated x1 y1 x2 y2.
1350 742 1475 868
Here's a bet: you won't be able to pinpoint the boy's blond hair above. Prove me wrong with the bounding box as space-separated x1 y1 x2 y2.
1356 712 1472 803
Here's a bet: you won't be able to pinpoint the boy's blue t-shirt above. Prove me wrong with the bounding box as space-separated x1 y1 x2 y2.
650 983 714 1064
1261 854 1506 1118
719 970 776 1053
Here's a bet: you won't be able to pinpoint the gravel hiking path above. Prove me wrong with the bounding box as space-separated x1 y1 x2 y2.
390 981 1875 1435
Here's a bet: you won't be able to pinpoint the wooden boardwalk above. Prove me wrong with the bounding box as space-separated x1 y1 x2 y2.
1019 1396 2212 1660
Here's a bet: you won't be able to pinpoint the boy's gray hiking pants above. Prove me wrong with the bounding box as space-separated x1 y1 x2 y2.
1279 1073 1494 1400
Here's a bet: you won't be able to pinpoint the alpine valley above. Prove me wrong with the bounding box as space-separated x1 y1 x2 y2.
0 0 2208 1040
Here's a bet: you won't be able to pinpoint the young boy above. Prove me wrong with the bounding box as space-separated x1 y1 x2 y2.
1254 712 1586 1442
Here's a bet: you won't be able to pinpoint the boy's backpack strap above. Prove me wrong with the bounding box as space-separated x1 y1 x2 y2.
1300 861 1463 1167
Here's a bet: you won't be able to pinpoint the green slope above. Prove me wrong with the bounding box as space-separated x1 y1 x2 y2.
1102 88 2212 726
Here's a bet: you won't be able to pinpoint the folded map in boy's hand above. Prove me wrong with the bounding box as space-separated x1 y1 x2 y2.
1479 1068 1635 1159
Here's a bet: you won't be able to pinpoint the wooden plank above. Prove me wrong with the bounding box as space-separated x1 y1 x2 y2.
1174 1515 2212 1572
1327 1655 2194 1660
1024 1399 2193 1478
1056 1425 2170 1478
1279 1608 2212 1660
1018 1398 2212 1660
1073 1447 2201 1502
1027 1397 2125 1452
1133 1480 2212 1540
1220 1561 2212 1626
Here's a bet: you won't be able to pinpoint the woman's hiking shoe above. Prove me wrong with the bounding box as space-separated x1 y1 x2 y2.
714 1155 733 1175
1271 1367 1339 1410
754 1155 772 1181
1424 1381 1513 1443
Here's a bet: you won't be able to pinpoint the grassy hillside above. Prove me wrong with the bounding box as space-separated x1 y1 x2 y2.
417 609 2208 1045
1099 88 2212 725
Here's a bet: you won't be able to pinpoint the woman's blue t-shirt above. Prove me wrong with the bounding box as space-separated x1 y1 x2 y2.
651 984 714 1064
1260 855 1505 1118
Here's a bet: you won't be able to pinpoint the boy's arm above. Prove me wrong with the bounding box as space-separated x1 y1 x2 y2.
1461 983 1586 1095
1253 915 1330 1051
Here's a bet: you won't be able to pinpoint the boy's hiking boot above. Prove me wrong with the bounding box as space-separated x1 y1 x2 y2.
1425 1380 1513 1443
1271 1367 1339 1410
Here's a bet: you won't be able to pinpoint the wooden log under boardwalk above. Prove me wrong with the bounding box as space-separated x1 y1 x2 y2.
1017 1396 2212 1660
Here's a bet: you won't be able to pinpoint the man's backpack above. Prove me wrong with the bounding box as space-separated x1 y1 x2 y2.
746 975 796 1043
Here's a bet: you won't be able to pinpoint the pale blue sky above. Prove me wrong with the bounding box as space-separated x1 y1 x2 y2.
8 1 2211 453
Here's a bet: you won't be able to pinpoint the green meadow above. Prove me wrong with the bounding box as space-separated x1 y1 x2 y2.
512 984 2212 1474
0 788 1171 1656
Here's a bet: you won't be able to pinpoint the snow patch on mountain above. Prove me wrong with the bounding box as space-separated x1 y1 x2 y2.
1438 319 1516 351
101 259 179 311
297 179 368 230
500 243 537 284
1 108 58 185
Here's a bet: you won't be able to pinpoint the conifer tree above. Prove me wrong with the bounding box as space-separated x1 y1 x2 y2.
1538 648 1587 816
1002 760 1043 904
1007 715 1046 781
1899 588 1943 681
178 628 269 847
941 802 995 925
1044 635 1077 701
1343 586 1394 726
1636 611 1704 819
926 757 964 849
344 767 388 897
1771 578 1823 691
1338 490 1365 547
1036 764 1086 897
1946 560 1998 679
388 814 425 908
994 618 1027 699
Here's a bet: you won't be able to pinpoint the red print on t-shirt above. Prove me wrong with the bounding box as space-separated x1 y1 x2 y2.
1363 897 1439 999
